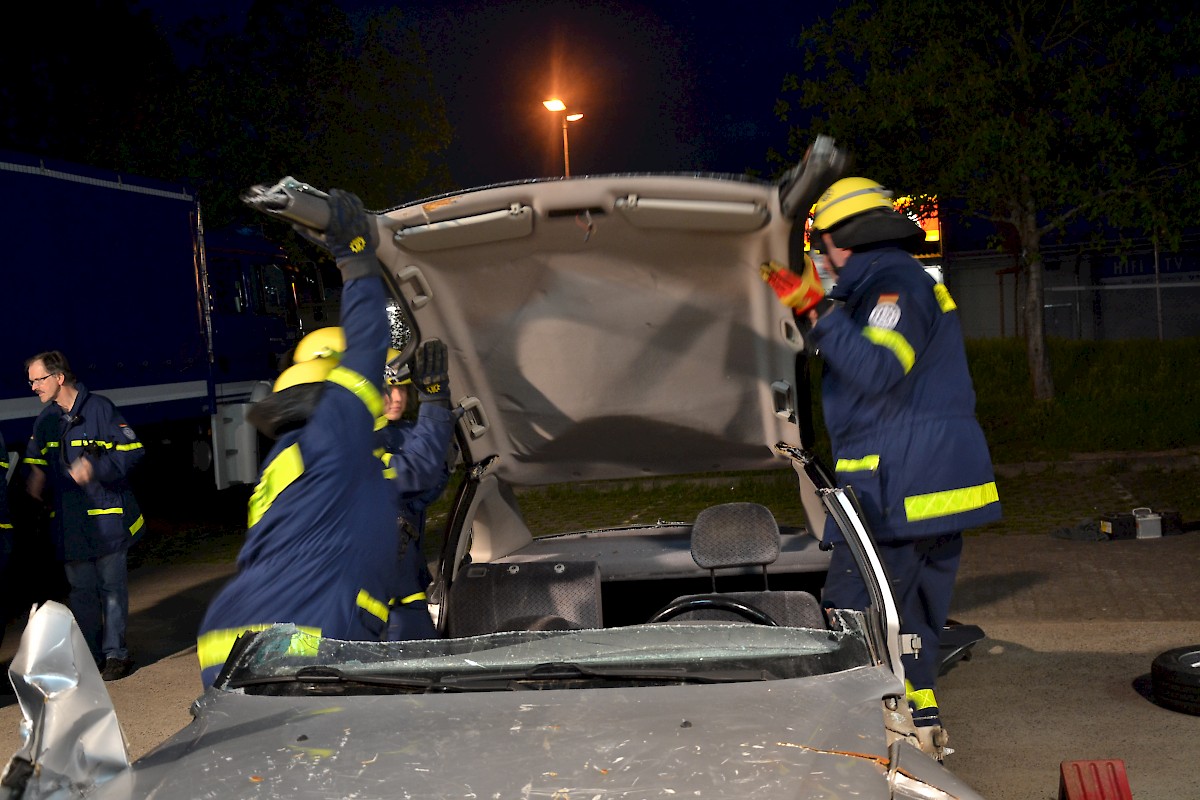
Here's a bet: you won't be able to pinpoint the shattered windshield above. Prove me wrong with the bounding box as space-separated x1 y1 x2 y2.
220 620 874 695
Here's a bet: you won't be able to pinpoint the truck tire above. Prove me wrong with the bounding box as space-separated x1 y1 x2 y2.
1150 645 1200 715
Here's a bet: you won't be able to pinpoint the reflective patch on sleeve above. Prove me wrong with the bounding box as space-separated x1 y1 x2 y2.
247 443 305 529
904 481 999 522
393 591 428 606
356 589 390 623
861 327 915 373
835 454 880 473
197 624 322 671
934 283 957 313
327 366 384 419
129 514 144 536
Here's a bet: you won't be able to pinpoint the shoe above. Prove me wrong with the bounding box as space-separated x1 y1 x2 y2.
100 657 135 681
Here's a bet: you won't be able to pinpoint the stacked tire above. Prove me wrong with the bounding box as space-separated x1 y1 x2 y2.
1151 645 1200 715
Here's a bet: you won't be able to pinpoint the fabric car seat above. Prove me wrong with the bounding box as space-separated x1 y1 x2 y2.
667 502 826 628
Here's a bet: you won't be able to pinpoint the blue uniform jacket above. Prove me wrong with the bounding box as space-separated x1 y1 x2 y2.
376 408 456 604
1 434 12 573
197 275 401 686
376 411 455 532
24 385 145 561
807 247 1001 542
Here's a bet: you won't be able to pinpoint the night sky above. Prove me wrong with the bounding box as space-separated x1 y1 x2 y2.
146 0 834 189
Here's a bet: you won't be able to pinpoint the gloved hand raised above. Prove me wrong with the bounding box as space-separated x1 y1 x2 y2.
413 339 451 407
293 188 380 282
759 255 826 316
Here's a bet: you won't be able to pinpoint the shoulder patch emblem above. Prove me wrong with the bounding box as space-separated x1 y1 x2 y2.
869 295 902 330
121 424 137 440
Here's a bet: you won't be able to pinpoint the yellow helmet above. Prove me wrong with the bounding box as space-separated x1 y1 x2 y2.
293 327 346 364
811 177 895 235
274 357 337 392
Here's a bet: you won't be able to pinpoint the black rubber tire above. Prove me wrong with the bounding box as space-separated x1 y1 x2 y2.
1150 645 1200 715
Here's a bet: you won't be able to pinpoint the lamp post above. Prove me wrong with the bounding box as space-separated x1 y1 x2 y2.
543 98 583 177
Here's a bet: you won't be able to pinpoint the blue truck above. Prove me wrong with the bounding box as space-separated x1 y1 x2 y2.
0 152 336 489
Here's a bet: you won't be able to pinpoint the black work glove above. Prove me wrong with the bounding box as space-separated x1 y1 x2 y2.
413 339 450 407
293 188 380 281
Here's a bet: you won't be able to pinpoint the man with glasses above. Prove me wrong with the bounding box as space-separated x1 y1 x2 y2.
24 350 145 681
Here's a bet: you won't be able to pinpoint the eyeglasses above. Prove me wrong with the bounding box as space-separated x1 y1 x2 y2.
28 374 57 388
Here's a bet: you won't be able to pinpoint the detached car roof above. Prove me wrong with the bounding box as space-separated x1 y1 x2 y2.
374 173 806 486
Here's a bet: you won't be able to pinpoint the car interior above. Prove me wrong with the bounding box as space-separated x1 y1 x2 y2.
436 500 830 637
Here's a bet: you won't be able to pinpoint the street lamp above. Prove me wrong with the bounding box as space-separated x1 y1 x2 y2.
543 98 584 177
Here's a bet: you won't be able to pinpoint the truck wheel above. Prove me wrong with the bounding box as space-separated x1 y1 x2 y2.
1150 645 1200 715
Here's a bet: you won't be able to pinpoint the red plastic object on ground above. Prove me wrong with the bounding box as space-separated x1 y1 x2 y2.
1059 759 1133 800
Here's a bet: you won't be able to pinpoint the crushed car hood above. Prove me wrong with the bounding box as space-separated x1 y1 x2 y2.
374 174 805 486
95 666 978 799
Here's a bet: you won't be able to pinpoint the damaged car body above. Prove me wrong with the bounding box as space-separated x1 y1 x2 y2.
4 138 985 799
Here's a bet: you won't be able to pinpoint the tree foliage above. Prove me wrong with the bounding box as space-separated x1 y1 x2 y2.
176 0 453 227
0 0 453 232
778 0 1200 401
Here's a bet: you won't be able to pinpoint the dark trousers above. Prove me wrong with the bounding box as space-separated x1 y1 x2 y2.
63 549 130 662
821 532 963 692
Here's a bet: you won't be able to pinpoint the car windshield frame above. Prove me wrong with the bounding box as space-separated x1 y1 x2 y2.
216 614 876 694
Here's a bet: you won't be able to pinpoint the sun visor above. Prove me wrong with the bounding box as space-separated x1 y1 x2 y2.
393 204 533 252
615 195 768 232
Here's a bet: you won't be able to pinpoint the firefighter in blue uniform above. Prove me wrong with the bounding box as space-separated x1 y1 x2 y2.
0 433 13 590
767 177 1001 757
196 189 448 687
23 351 146 679
376 357 457 640
286 329 457 641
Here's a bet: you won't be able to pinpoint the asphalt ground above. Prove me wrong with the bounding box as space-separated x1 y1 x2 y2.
3 456 1199 799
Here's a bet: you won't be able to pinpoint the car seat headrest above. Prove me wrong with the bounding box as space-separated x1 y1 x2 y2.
689 502 781 570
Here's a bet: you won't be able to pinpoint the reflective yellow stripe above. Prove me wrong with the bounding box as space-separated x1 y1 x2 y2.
933 283 957 313
377 449 396 480
0 460 9 469
861 326 915 373
835 455 880 473
197 625 322 671
0 523 12 529
25 458 48 466
43 442 59 451
87 507 123 516
247 443 304 529
392 591 427 606
905 680 938 710
328 365 383 419
904 481 999 522
129 514 144 536
67 439 143 453
356 589 390 623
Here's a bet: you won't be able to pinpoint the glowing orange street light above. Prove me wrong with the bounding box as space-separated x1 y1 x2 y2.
542 98 584 177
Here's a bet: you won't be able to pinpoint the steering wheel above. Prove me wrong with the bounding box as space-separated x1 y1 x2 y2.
648 595 779 626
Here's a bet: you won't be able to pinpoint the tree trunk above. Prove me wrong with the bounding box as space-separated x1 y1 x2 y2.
1017 203 1055 401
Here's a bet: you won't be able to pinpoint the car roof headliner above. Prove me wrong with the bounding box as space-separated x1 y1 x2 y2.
376 173 804 486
